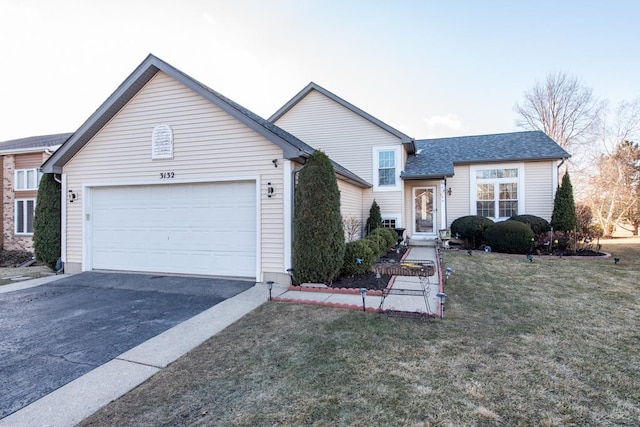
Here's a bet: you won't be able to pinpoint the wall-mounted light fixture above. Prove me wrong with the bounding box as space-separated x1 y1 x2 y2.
267 182 275 198
68 190 77 203
272 158 278 168
447 187 452 196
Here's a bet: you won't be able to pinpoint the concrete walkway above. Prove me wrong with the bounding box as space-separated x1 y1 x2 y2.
274 246 443 317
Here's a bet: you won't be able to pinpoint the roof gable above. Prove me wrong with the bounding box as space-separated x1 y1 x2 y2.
40 55 369 187
270 82 416 153
402 131 571 179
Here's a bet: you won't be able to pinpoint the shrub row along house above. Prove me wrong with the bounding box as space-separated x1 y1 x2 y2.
25 54 569 284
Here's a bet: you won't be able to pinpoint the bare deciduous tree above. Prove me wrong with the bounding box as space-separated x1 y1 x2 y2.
585 100 640 236
514 72 603 152
342 215 362 242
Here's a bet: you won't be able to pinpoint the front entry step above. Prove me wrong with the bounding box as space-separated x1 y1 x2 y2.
408 238 437 247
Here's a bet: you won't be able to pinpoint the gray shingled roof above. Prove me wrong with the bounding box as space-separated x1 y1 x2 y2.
41 55 370 188
402 131 570 179
0 133 72 152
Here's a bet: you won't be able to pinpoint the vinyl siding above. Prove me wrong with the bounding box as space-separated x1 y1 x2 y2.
338 180 364 240
445 165 470 226
275 89 403 228
274 90 402 182
15 152 44 169
524 161 556 221
63 71 286 278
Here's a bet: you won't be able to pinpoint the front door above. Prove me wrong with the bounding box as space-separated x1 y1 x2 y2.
414 187 436 235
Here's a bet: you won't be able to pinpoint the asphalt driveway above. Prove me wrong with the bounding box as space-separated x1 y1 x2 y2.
0 272 253 419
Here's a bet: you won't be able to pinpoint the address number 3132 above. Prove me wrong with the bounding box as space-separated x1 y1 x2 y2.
160 172 175 179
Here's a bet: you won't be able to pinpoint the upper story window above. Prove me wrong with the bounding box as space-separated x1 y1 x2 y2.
15 169 42 191
378 150 396 186
373 147 401 191
472 166 522 220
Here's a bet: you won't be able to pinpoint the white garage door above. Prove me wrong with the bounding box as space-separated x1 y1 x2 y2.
89 181 256 278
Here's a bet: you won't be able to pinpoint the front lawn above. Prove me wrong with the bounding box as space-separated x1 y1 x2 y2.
81 238 640 426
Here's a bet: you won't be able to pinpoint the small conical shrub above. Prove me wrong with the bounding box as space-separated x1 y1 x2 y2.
551 172 577 232
365 200 382 235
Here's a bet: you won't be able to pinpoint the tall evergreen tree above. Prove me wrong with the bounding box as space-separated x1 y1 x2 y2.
551 172 577 232
33 174 61 270
293 150 345 284
365 200 382 235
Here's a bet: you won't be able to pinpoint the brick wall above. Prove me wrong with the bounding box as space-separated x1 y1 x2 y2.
2 152 48 253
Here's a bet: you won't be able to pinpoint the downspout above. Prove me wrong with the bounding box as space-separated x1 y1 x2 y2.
443 177 448 229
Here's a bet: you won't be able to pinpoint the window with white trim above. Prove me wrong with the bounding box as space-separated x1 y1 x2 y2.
15 169 42 190
381 214 401 230
378 150 396 185
472 167 521 220
15 199 36 234
381 218 397 229
373 147 401 191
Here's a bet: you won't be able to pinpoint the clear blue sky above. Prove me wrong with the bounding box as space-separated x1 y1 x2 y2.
1 0 638 142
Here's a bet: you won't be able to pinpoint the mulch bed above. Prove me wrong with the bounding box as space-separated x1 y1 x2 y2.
331 246 408 291
0 249 34 268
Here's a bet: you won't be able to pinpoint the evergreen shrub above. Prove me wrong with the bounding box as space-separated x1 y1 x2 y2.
509 214 551 235
341 240 376 276
293 150 345 284
450 215 494 248
365 200 382 235
33 174 61 270
484 220 535 254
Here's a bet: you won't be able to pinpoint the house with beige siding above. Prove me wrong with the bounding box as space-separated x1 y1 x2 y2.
40 54 368 284
41 54 569 284
272 84 570 243
0 133 70 252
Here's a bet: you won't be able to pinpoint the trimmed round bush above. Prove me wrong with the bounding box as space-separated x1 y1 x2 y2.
341 240 376 276
365 227 397 256
450 215 494 248
362 238 380 260
369 227 397 250
509 214 551 235
484 220 535 254
365 232 387 257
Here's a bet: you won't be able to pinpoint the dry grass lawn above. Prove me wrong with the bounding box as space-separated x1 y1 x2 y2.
80 237 640 426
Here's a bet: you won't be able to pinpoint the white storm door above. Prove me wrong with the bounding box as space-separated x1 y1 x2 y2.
414 186 436 235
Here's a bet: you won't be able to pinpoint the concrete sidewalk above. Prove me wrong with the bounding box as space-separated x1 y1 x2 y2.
274 246 443 317
0 277 282 427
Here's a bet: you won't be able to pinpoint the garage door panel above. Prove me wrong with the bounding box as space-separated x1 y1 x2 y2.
90 182 256 277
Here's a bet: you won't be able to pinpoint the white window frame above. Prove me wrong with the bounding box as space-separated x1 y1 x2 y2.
15 198 36 235
372 146 401 191
470 164 525 221
381 214 401 229
15 168 42 191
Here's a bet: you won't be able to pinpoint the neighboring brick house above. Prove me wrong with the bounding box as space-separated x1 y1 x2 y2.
0 133 71 252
